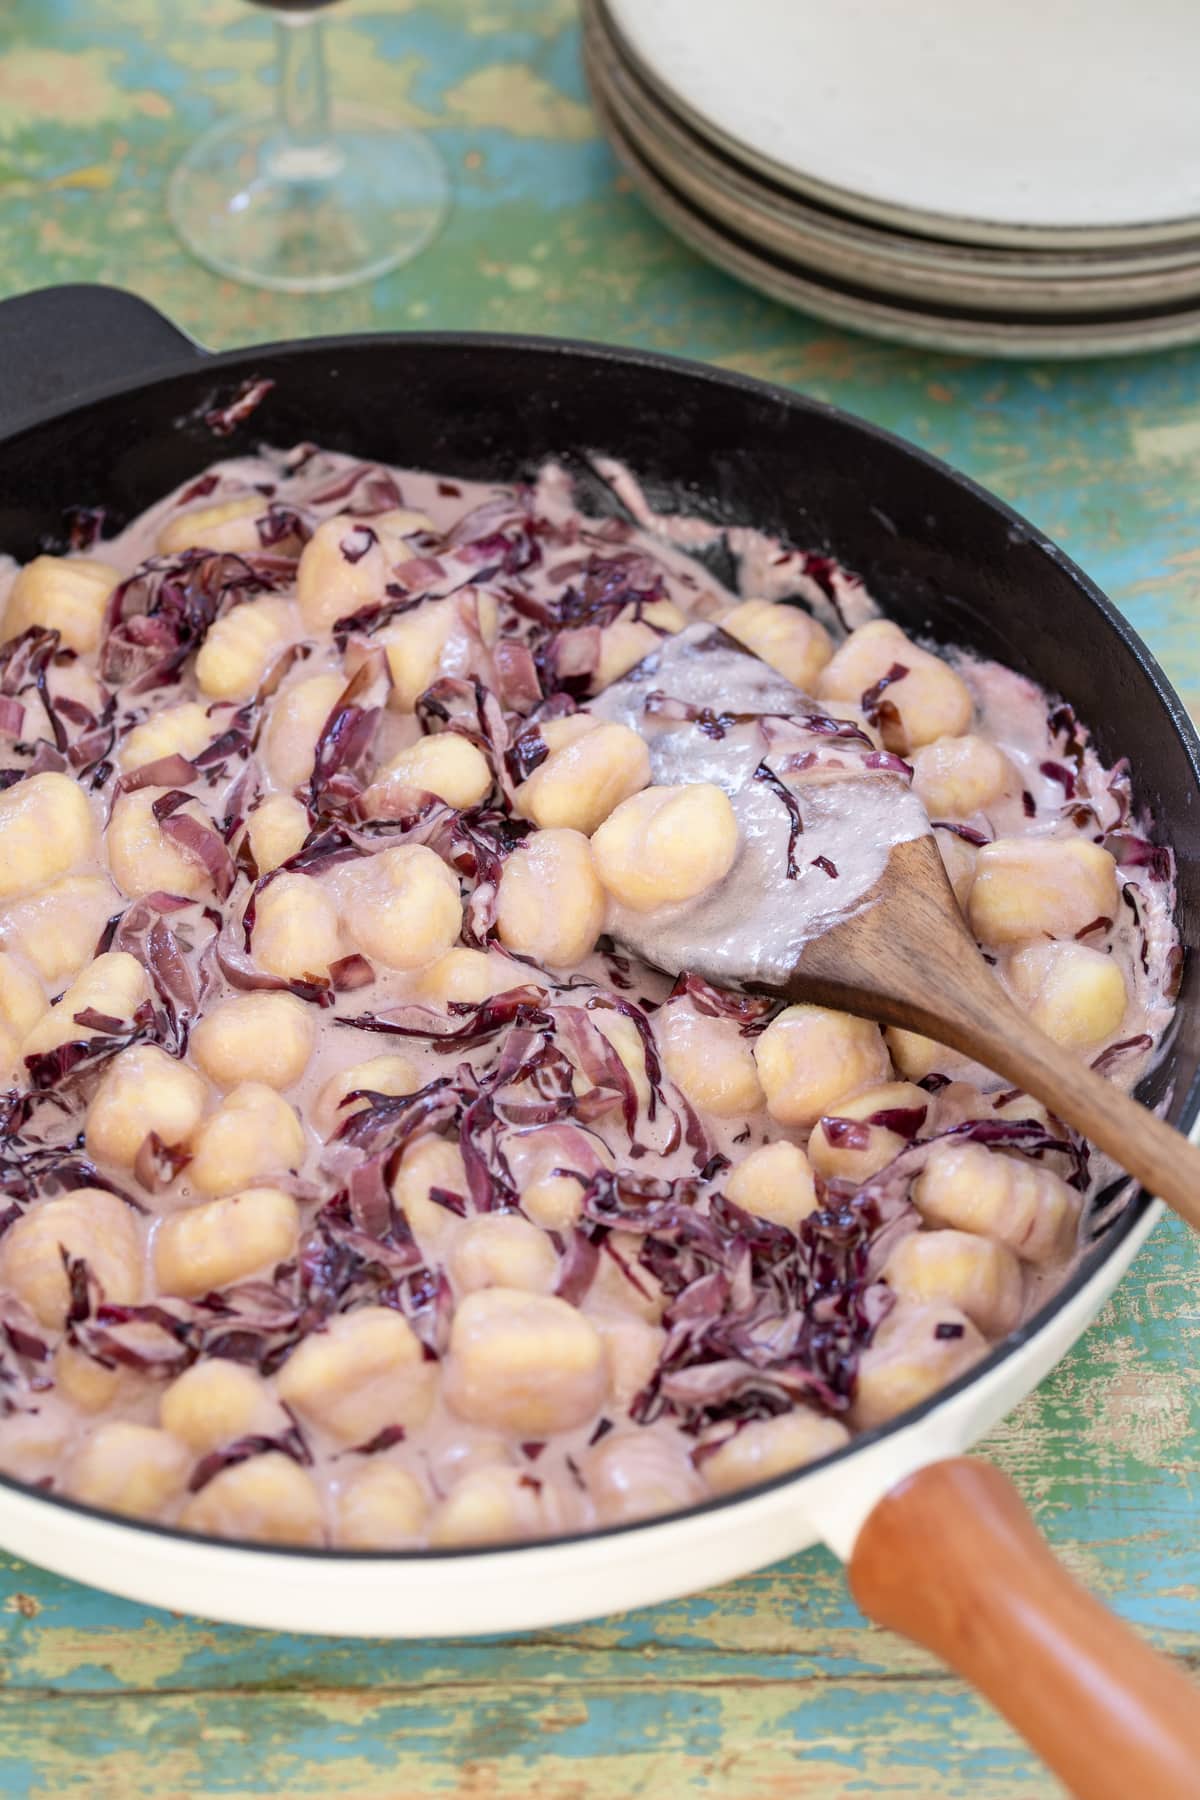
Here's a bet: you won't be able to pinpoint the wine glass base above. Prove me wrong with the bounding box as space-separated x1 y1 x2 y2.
168 114 450 293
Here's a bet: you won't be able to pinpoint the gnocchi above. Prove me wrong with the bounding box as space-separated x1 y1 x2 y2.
753 1004 889 1129
0 1188 141 1327
85 1043 208 1167
4 555 118 654
376 732 493 809
720 598 833 693
0 771 96 901
444 1289 608 1434
967 835 1119 947
244 793 310 874
195 597 293 700
186 1087 306 1196
495 828 605 967
154 1185 300 1295
0 446 1174 1555
515 720 650 835
190 991 316 1089
253 873 341 981
913 1141 1081 1265
591 783 738 911
344 844 462 971
276 1306 436 1442
107 789 216 900
180 1452 325 1545
817 619 973 752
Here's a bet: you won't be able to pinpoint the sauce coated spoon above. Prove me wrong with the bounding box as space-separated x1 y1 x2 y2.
763 827 1200 1233
595 624 1200 1234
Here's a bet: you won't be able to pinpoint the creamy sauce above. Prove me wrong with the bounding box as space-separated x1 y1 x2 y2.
591 623 929 987
0 443 1179 1547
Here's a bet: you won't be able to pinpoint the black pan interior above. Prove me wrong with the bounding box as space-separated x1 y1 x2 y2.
0 334 1194 1124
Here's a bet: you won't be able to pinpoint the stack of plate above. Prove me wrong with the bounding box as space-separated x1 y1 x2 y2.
583 0 1200 357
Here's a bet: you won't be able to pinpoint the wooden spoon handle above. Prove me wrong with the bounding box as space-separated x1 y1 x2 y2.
848 1458 1200 1800
788 835 1200 1233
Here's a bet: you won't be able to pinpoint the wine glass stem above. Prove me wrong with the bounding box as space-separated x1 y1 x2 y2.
271 14 337 176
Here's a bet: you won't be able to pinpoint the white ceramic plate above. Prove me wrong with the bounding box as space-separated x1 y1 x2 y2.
584 6 1200 316
590 74 1200 358
603 0 1200 248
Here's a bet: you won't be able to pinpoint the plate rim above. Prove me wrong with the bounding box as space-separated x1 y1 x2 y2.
591 72 1200 357
598 0 1200 251
584 10 1200 314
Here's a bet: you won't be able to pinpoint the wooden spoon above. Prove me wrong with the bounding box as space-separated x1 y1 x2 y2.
740 834 1200 1793
758 829 1200 1232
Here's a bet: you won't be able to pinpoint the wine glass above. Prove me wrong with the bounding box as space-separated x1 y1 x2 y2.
167 0 450 294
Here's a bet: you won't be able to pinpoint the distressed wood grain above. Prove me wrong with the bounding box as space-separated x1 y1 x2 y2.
1 1 1199 1793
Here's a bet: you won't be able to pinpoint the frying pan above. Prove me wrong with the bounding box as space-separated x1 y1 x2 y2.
1 284 1198 1796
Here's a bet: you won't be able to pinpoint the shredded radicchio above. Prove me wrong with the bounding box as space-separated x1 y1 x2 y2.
0 444 1175 1538
752 762 804 878
101 551 282 693
203 377 275 438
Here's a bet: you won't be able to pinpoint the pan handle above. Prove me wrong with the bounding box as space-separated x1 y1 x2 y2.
848 1457 1200 1798
0 284 204 437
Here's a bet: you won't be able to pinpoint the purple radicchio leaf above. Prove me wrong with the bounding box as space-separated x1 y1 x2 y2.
203 377 275 438
152 790 236 899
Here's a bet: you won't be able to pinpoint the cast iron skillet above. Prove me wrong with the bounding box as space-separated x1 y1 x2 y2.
1 285 1198 1796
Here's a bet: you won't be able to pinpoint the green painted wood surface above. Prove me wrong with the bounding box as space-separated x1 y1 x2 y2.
1 2 1199 1792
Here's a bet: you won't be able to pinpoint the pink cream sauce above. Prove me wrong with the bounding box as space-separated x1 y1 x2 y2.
0 446 1179 1545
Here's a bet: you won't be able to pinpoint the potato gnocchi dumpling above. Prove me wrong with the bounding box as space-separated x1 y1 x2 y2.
180 1452 325 1545
4 555 118 654
85 1042 208 1167
68 1423 191 1517
376 732 493 810
263 672 346 788
160 1360 288 1453
659 1001 764 1118
702 1410 850 1496
0 1189 141 1328
0 771 96 901
911 734 1014 819
157 494 272 557
190 991 316 1090
720 597 833 694
445 1289 608 1435
515 720 650 835
107 788 217 900
818 619 973 752
119 701 214 774
195 597 294 700
334 1463 429 1548
244 793 310 873
276 1306 436 1442
591 782 738 912
343 843 462 971
495 827 605 967
0 447 1174 1549
23 951 149 1058
186 1088 306 1197
154 1185 300 1296
3 873 120 984
314 1052 421 1139
754 1004 890 1130
253 872 341 981
968 835 1119 946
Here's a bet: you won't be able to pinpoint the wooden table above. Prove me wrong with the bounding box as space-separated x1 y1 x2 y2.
2 2 1199 1792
